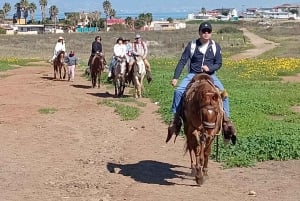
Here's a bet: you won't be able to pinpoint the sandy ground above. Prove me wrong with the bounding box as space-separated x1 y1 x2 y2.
0 29 299 201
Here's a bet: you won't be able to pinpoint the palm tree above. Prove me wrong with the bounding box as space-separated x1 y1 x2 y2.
49 5 58 32
103 0 111 31
201 7 206 16
2 2 11 19
49 5 58 22
39 0 47 23
110 8 116 18
144 13 153 26
125 16 134 30
14 3 21 20
28 2 37 22
20 0 29 23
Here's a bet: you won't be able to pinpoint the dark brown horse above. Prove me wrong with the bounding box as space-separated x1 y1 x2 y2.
112 56 127 97
90 52 105 88
182 73 224 185
53 51 66 80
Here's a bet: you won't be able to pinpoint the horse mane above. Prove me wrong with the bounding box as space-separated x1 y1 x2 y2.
183 73 223 131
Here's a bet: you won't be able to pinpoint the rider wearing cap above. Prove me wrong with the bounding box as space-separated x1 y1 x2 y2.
129 34 152 83
51 36 66 64
166 21 236 144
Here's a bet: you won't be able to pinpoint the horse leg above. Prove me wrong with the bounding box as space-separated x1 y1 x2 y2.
53 64 57 79
59 66 62 79
92 73 96 88
203 140 213 177
63 65 66 79
189 148 196 177
97 72 101 88
195 143 205 185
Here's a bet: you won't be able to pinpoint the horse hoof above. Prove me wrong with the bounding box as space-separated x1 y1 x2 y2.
195 176 204 186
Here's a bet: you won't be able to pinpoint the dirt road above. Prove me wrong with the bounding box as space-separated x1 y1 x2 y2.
0 30 299 201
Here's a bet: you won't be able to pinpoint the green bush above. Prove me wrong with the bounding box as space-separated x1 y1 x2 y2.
0 27 6 34
217 26 243 34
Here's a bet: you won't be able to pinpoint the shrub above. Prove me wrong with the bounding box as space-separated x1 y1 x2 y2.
217 26 243 34
0 27 6 34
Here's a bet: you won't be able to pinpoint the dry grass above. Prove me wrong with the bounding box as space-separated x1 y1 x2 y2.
0 24 247 64
1 21 299 65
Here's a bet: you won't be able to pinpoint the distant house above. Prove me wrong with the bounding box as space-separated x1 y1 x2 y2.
187 8 238 21
106 18 125 31
15 24 45 34
149 21 186 31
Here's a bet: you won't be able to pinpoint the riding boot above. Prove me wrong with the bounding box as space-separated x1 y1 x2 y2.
146 69 152 84
166 113 182 143
222 115 237 145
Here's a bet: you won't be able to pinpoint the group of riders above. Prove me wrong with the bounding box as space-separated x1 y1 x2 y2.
50 21 236 144
51 34 152 84
88 34 152 83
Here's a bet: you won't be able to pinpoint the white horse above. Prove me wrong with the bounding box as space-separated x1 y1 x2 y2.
132 56 146 98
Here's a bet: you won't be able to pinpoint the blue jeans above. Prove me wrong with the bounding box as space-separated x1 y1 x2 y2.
171 73 230 117
109 57 117 72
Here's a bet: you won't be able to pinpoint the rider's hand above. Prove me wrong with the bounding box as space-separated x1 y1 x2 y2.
171 79 178 87
201 65 210 72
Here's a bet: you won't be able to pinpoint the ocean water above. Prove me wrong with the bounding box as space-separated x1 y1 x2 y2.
10 11 190 21
117 11 190 20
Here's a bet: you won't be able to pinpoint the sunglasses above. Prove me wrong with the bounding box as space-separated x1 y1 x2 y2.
201 29 212 33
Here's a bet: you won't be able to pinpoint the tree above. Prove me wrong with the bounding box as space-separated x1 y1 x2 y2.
289 9 298 15
14 3 22 20
20 0 29 23
137 12 152 29
28 2 37 22
103 0 111 31
110 8 116 18
39 0 47 23
134 18 145 30
65 12 80 28
125 16 134 30
2 2 11 19
201 7 206 15
49 5 58 22
167 17 173 23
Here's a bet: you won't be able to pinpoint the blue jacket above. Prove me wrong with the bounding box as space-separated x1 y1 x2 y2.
173 39 222 79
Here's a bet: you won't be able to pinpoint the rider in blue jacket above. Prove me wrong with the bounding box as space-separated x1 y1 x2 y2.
166 21 236 144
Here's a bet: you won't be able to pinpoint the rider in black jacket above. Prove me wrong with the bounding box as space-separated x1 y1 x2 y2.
88 36 106 67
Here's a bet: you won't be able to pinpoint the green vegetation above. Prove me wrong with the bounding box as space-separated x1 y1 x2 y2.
99 99 141 121
142 57 300 167
38 107 58 114
0 58 36 71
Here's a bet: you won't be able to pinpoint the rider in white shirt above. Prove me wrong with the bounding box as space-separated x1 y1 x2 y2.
108 37 126 78
51 36 66 63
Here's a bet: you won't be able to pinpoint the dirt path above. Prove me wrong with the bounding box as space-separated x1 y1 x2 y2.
0 30 299 201
229 28 279 60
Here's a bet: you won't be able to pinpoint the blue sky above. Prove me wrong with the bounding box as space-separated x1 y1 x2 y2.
4 0 300 16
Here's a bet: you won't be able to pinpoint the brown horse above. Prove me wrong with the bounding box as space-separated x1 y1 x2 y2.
132 56 146 98
182 73 224 185
53 51 66 80
112 56 127 97
90 52 105 88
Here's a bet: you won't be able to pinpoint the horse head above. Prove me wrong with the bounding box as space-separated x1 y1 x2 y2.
133 56 146 74
113 56 127 96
